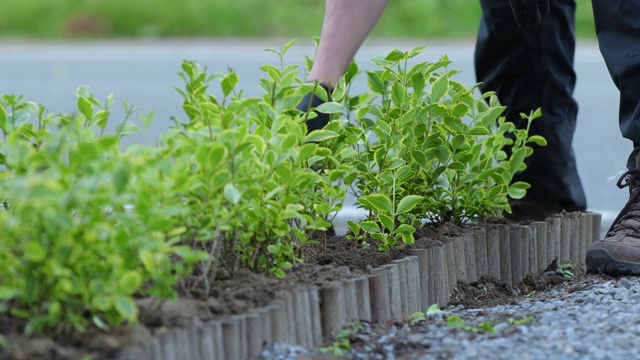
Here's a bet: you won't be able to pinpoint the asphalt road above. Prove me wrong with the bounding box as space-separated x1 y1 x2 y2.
0 39 627 234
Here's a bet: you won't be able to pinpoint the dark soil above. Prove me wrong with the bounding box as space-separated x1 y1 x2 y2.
0 220 599 360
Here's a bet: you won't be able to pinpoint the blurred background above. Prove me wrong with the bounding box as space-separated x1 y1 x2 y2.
0 0 625 235
0 0 596 39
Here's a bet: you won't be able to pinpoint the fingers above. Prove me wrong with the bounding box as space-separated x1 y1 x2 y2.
509 0 550 29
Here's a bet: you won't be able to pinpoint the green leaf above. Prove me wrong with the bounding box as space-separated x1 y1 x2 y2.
395 224 416 235
280 134 298 152
447 315 466 329
0 286 17 300
508 186 527 199
25 241 46 262
426 304 442 315
267 245 278 255
366 71 387 94
113 295 138 321
140 250 155 271
448 161 466 170
329 169 346 182
451 103 468 117
304 130 339 143
0 105 6 131
407 45 427 58
436 145 449 163
527 135 548 146
391 82 406 107
467 126 491 136
298 143 317 161
220 72 239 97
77 96 93 120
429 74 449 103
478 107 506 127
113 165 130 194
478 322 495 332
384 49 408 62
224 183 241 205
396 195 424 214
360 221 381 233
378 214 395 232
411 150 428 169
358 194 393 214
92 295 112 312
181 61 195 78
282 38 297 54
513 316 533 325
93 315 110 331
509 147 526 175
510 181 531 190
411 73 426 94
272 268 285 279
347 220 360 236
119 271 142 293
451 135 466 150
315 102 345 114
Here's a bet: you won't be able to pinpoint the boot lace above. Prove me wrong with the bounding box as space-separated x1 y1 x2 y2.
607 168 640 236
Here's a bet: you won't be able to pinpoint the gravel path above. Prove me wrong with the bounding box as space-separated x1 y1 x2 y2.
260 275 640 359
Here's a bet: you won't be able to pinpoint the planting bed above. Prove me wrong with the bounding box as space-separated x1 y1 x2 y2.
1 211 600 360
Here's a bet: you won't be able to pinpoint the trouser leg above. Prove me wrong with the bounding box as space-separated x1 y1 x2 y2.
592 0 640 169
475 0 587 211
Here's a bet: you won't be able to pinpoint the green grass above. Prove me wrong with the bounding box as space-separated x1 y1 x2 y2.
0 0 595 39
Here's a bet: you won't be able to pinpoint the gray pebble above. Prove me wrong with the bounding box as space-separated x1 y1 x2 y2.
555 268 565 276
263 278 640 360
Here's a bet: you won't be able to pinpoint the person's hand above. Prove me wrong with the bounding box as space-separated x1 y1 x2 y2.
508 0 550 29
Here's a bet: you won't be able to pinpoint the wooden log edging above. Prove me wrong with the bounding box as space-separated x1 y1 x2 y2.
115 211 601 360
391 258 410 320
320 282 346 338
498 225 512 285
485 227 501 281
354 276 372 323
462 231 478 282
409 248 430 311
444 241 457 302
381 263 403 322
369 270 391 325
430 245 448 307
405 256 422 315
533 222 547 273
308 287 323 347
473 229 489 279
510 225 525 285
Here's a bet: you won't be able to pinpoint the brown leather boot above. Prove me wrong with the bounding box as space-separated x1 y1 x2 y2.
587 151 640 276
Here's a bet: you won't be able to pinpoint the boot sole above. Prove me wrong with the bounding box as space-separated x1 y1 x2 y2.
586 248 640 276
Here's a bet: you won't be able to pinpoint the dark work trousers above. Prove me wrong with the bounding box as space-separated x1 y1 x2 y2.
591 0 640 170
475 0 587 212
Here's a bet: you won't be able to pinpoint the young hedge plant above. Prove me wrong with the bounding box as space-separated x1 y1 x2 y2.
317 47 545 250
0 90 205 335
165 45 351 294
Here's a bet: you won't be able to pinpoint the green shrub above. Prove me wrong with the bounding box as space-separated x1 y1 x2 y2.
0 90 204 334
321 47 543 250
0 41 542 336
164 47 348 290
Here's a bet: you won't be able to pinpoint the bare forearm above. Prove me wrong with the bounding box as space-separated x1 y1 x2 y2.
308 0 389 86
